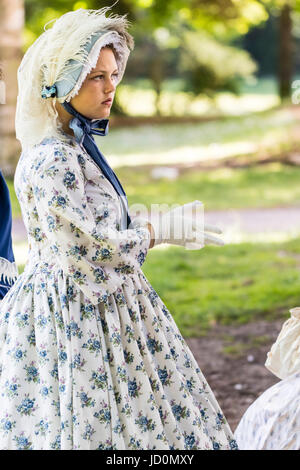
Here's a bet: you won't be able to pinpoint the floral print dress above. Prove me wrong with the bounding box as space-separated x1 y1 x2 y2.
0 133 237 450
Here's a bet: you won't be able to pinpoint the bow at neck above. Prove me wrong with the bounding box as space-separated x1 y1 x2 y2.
61 100 132 229
62 101 109 144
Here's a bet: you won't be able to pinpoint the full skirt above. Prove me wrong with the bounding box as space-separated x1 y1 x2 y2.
0 261 237 450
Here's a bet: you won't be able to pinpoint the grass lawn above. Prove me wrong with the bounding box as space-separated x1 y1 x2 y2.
97 107 298 166
15 237 300 337
122 162 300 210
140 237 300 337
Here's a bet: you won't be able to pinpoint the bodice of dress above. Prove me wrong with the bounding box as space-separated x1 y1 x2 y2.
13 135 151 305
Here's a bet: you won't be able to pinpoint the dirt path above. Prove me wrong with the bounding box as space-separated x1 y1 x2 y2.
12 205 300 243
185 319 285 432
205 206 300 235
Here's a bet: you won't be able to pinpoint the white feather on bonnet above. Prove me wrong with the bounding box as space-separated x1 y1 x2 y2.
15 5 134 150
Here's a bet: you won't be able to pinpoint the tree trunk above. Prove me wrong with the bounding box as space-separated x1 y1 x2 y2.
0 0 24 177
278 2 293 100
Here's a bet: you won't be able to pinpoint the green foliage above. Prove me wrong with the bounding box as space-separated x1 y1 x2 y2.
130 0 270 38
23 0 272 100
23 0 136 49
179 30 257 96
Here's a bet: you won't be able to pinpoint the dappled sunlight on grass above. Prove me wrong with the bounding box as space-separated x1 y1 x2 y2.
106 141 258 168
96 108 300 168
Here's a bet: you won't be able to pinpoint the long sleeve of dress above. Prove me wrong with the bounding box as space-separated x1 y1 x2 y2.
32 142 151 305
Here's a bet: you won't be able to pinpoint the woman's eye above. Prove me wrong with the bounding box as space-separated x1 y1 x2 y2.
93 73 118 80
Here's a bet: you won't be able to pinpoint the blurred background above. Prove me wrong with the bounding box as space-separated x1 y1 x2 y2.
1 0 300 431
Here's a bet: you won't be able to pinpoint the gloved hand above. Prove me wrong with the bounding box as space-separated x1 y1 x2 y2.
130 200 224 250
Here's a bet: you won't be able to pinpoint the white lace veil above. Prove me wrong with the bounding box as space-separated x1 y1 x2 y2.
15 5 134 150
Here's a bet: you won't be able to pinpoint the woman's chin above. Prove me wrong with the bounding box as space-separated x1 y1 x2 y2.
95 107 110 119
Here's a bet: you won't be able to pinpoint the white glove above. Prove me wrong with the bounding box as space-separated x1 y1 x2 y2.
130 200 224 250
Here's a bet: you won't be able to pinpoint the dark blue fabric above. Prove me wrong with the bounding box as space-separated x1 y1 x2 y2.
0 169 16 299
62 101 132 228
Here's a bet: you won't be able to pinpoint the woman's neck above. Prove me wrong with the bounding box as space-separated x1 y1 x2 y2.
55 101 75 137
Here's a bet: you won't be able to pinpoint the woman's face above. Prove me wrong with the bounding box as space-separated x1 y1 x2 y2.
70 46 118 119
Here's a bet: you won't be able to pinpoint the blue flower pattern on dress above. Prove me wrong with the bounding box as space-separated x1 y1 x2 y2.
0 135 237 449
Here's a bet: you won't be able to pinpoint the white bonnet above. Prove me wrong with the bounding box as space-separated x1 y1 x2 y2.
15 5 134 150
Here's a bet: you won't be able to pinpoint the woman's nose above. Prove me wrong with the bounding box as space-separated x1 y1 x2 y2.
105 78 116 93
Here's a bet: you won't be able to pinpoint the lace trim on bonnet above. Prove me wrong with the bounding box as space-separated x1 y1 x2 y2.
15 5 134 150
65 31 128 102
